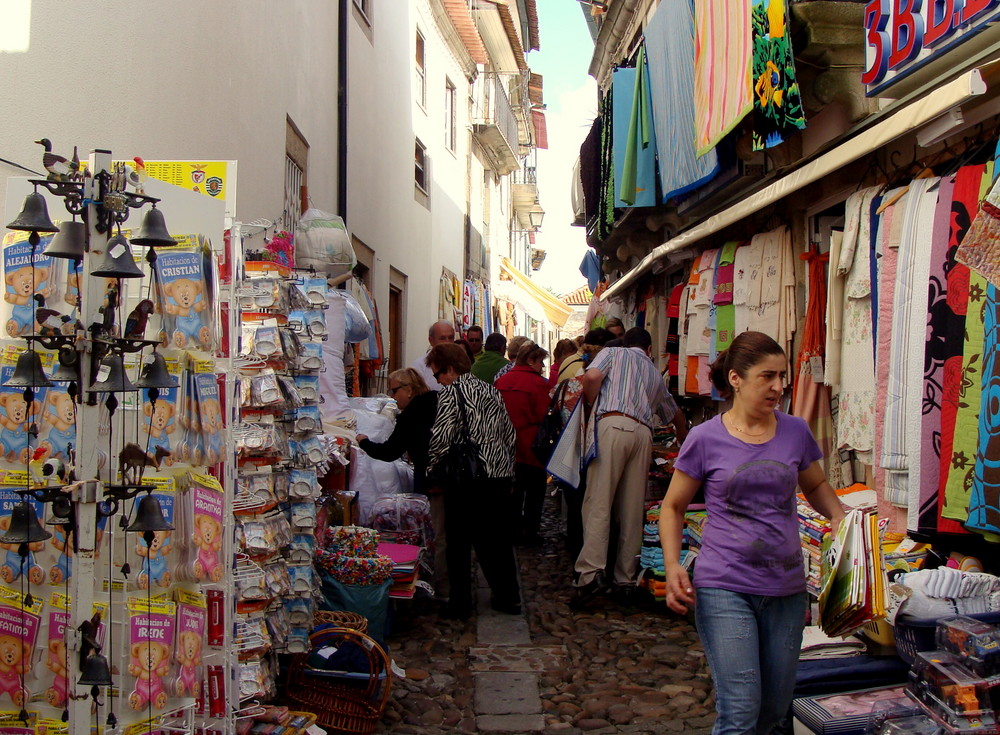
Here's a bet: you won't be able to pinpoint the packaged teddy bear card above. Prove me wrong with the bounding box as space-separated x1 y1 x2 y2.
152 249 215 352
125 597 176 712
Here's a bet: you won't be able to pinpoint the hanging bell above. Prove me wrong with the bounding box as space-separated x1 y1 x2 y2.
7 191 58 233
78 653 113 687
49 347 79 383
0 501 52 544
129 206 174 247
90 233 143 278
87 353 137 393
44 220 86 260
4 351 53 388
128 494 174 533
133 352 177 389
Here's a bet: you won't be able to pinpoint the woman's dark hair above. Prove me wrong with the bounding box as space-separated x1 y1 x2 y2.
454 338 476 363
515 342 549 366
583 327 613 346
428 342 472 376
552 338 577 364
709 331 785 398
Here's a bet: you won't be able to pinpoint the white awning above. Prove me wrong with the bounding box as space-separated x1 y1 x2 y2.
602 67 989 301
498 257 574 327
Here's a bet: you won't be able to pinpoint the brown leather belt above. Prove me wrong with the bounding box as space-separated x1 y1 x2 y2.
600 411 647 427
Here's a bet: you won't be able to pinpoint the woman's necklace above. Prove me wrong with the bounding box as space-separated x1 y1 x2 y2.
727 412 773 437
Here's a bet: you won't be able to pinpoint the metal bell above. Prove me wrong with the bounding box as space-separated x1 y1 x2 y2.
44 220 86 260
133 352 177 389
128 494 174 533
87 354 137 393
78 653 113 687
49 347 79 383
7 191 58 233
0 501 52 544
129 206 174 247
4 351 54 388
90 233 143 278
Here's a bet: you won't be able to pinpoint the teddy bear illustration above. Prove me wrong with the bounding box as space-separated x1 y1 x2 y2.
173 630 202 697
0 391 39 463
192 514 223 582
0 515 45 584
199 398 223 465
142 397 176 463
5 265 50 337
162 278 209 349
41 390 75 460
45 638 68 707
136 529 172 589
128 640 171 710
0 634 29 706
48 525 73 584
64 265 80 308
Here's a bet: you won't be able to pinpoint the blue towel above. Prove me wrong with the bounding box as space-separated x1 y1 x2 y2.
612 66 658 208
644 0 719 201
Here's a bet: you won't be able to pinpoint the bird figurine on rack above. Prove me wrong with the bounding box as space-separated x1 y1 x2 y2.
128 157 147 195
124 299 154 340
33 293 73 336
67 146 89 181
28 446 51 487
35 138 72 181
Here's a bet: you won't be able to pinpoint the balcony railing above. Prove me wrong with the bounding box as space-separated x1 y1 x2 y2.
513 165 537 185
472 72 521 171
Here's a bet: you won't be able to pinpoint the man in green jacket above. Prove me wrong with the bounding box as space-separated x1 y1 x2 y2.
471 332 509 383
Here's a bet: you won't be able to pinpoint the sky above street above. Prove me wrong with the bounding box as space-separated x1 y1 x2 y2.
526 1 598 297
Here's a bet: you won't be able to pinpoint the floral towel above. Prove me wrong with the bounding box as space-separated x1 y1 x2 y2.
694 0 753 155
966 284 1000 537
751 0 806 150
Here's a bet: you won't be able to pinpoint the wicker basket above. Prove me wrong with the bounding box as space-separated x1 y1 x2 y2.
315 610 369 635
285 627 392 734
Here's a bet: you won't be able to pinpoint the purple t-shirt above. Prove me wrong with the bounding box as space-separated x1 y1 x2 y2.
674 411 822 596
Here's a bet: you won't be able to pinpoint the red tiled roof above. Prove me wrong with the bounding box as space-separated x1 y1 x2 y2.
443 0 488 65
496 1 529 71
531 109 548 149
560 285 594 305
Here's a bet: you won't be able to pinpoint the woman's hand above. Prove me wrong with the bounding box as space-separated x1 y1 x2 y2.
664 562 696 615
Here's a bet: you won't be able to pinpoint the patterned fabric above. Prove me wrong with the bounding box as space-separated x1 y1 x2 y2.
751 0 806 150
915 177 956 535
598 94 616 242
589 347 679 428
644 0 719 200
694 0 753 155
966 282 1000 536
837 190 879 461
734 237 764 336
666 282 684 395
956 173 1000 288
938 165 985 534
427 373 516 480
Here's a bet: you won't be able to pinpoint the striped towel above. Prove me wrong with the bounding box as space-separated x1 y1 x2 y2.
694 0 753 154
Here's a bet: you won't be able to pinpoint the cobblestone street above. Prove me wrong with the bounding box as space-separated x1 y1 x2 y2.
379 495 716 734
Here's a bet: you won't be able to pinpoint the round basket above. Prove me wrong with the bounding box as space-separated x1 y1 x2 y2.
286 627 392 735
315 610 368 635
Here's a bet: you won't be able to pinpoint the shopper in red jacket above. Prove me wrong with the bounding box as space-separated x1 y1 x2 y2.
495 341 551 546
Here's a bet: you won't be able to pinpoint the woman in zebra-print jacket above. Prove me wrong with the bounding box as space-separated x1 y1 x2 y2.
426 342 521 620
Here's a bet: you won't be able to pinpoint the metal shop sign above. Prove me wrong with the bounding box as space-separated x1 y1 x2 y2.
863 0 1000 96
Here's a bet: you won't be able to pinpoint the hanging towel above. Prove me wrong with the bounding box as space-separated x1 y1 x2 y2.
956 172 1000 289
613 66 657 208
750 0 806 150
754 227 788 342
645 0 719 200
967 283 1000 536
580 117 602 228
714 241 739 354
881 178 939 518
735 236 765 335
915 177 956 535
694 0 753 155
938 165 986 534
666 282 684 395
873 203 901 520
692 248 718 307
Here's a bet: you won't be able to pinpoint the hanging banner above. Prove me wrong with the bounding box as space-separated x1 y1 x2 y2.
113 160 237 220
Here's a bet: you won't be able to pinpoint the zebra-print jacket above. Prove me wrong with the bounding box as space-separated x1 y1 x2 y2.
427 373 516 481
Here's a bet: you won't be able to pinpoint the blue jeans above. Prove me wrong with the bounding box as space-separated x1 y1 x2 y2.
696 588 807 735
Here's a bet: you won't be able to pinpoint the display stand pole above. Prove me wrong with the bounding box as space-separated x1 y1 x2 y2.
66 149 111 735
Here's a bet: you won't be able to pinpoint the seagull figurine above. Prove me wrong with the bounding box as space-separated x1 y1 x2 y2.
124 298 154 340
35 138 72 181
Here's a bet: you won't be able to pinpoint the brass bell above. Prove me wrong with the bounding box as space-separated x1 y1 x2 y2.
133 352 177 389
7 190 58 233
49 347 79 383
0 500 52 544
78 653 113 687
4 350 54 388
128 494 174 533
90 234 143 278
44 220 86 261
87 354 137 393
129 206 175 247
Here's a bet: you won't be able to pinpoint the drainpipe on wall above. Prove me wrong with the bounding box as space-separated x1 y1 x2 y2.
338 0 349 224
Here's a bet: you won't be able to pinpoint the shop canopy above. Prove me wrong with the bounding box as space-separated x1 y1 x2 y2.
601 66 989 302
499 257 573 327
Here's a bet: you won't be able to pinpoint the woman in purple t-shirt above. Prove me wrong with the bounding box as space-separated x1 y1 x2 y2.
659 332 845 735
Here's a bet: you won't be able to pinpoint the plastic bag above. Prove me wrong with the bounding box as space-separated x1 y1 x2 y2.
332 290 372 344
295 209 356 276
